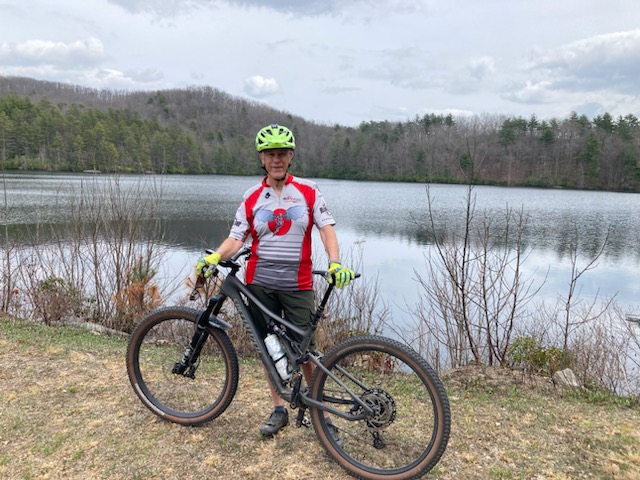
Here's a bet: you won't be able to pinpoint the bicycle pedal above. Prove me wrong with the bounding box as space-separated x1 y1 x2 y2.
299 416 311 428
295 409 311 428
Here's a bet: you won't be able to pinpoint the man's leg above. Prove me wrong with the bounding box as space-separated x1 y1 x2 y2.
259 364 289 437
246 285 290 437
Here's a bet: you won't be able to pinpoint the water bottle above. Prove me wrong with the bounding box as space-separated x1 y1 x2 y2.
264 333 290 380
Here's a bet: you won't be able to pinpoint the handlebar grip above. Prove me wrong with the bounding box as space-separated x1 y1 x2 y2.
312 270 361 279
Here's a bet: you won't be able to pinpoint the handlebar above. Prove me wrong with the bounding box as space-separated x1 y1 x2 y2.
313 270 362 280
190 246 359 301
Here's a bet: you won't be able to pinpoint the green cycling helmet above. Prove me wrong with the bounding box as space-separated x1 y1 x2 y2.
255 124 296 151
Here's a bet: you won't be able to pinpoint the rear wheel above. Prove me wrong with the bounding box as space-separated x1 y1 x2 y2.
126 306 239 425
309 335 450 480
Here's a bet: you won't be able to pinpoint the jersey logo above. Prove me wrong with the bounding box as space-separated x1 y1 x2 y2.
255 205 306 235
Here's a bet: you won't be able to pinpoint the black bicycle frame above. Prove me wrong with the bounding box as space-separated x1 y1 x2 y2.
191 250 374 420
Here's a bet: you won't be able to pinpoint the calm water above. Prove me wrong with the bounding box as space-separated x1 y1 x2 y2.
3 172 640 318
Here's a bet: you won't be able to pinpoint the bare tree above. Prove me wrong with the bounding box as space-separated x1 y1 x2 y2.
559 224 613 351
0 170 19 314
408 184 540 370
9 174 172 331
568 304 635 395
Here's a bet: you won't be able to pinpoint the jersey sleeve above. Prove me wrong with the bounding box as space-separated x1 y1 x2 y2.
229 191 252 241
312 186 336 228
229 202 249 241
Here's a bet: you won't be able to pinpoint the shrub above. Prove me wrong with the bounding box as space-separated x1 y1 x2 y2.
507 336 571 376
32 276 83 325
113 257 162 333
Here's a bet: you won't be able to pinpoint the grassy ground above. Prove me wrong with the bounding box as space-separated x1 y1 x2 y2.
1 316 639 480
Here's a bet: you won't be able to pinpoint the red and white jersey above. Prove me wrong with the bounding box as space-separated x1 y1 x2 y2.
229 175 335 290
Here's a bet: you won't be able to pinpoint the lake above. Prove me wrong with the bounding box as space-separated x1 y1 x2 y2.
3 172 640 321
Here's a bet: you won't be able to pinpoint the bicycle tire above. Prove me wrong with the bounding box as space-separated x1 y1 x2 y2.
126 306 239 426
309 335 450 480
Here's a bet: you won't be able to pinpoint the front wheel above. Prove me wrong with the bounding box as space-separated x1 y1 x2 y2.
126 306 239 426
309 335 450 480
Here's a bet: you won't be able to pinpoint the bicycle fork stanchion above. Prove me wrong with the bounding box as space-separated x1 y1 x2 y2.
172 305 216 378
172 324 209 378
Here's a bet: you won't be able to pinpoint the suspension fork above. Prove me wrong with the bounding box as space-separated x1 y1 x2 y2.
172 293 225 378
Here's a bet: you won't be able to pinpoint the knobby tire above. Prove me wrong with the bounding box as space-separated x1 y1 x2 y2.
309 335 450 480
126 306 239 426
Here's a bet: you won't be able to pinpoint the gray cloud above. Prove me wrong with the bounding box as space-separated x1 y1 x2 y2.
105 0 335 16
123 68 165 83
231 0 338 15
527 29 640 95
106 0 433 18
358 46 445 90
501 29 640 112
3 0 640 125
321 85 361 94
502 80 556 105
106 0 207 16
231 0 435 16
468 56 495 81
0 38 105 68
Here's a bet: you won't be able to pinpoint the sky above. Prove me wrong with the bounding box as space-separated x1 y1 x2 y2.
1 0 640 127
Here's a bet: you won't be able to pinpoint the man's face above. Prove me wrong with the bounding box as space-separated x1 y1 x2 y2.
260 148 294 181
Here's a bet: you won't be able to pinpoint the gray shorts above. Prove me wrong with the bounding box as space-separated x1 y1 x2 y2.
246 285 315 347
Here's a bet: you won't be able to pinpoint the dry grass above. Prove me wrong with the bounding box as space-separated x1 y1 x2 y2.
1 316 639 480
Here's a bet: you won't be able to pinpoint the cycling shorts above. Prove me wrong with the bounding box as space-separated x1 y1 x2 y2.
246 285 315 348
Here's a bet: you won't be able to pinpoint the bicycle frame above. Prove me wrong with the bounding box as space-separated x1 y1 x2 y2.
128 247 451 480
188 247 374 421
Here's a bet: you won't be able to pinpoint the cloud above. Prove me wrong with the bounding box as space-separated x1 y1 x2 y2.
321 85 361 94
0 37 105 68
123 68 164 83
469 56 495 81
526 29 640 95
243 75 281 98
232 0 337 15
106 0 337 17
109 0 436 18
106 0 208 16
501 29 640 116
503 80 555 105
445 56 498 95
359 46 444 90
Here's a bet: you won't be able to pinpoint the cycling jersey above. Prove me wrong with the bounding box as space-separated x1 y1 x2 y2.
229 175 335 290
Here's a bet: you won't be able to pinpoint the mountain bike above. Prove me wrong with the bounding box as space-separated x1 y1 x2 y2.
126 246 450 479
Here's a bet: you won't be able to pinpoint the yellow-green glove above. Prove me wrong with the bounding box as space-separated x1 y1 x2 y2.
195 251 221 278
327 262 355 288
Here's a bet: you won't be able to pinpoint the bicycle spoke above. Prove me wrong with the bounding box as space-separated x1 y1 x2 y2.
310 336 450 479
127 307 239 425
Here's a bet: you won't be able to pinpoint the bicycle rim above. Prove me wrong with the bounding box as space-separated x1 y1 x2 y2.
310 335 450 480
126 306 239 425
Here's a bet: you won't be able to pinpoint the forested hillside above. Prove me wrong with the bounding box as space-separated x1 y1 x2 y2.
2 75 640 191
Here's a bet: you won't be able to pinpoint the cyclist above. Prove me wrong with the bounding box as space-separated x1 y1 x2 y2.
195 124 355 437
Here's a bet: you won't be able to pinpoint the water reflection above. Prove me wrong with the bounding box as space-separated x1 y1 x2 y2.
2 173 640 310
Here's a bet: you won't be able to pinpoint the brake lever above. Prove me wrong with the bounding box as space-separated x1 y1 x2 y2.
189 274 206 301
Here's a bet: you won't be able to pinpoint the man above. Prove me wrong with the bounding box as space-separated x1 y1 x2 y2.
195 124 355 437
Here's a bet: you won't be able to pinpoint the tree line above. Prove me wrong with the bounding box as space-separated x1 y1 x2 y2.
1 75 640 191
